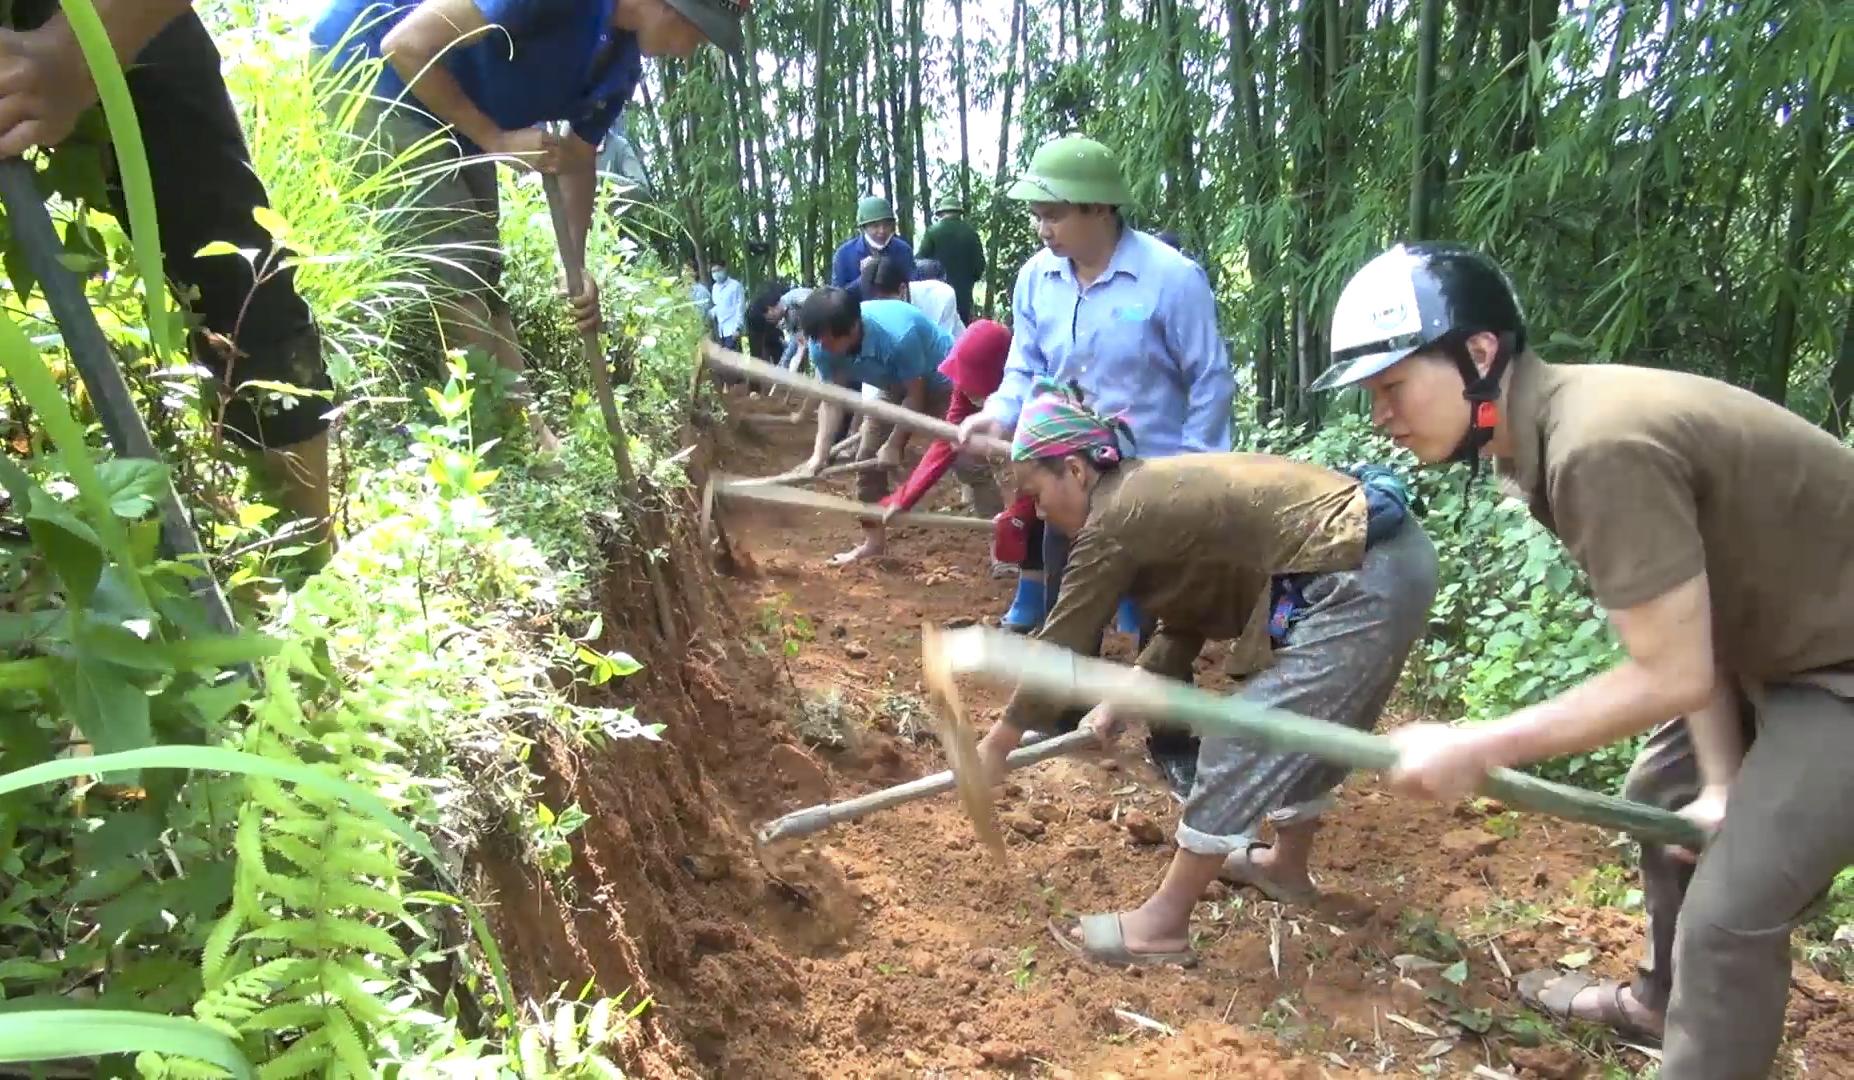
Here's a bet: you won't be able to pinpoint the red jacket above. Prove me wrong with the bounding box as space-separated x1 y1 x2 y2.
882 320 1014 514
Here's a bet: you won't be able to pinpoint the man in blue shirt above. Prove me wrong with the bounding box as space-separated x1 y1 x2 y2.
795 288 976 565
832 195 916 303
959 132 1235 791
312 0 742 459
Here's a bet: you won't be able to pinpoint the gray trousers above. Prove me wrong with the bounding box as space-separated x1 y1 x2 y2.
1630 683 1854 1079
1176 519 1439 854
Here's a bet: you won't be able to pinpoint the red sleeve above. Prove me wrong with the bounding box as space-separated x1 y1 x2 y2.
883 392 979 513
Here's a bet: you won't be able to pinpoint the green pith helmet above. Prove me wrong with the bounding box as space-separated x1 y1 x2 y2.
856 195 897 227
935 194 965 214
1006 134 1133 206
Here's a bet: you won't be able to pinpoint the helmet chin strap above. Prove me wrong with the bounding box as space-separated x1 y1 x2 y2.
1446 337 1513 485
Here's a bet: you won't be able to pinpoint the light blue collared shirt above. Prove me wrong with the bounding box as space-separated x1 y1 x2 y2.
982 227 1234 458
808 299 954 394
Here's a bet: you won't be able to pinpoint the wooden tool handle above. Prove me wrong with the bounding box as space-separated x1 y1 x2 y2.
755 729 1096 845
702 341 1013 460
712 473 993 531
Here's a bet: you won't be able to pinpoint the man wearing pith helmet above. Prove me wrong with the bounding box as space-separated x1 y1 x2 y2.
832 194 916 302
917 192 987 323
1312 241 1854 1079
959 132 1233 797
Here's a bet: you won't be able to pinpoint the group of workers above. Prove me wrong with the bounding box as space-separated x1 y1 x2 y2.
767 128 1854 1080
4 2 1848 1077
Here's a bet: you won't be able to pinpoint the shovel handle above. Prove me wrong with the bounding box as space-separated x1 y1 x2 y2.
755 728 1097 845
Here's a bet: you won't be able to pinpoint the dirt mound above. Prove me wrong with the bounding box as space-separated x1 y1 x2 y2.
476 393 1849 1078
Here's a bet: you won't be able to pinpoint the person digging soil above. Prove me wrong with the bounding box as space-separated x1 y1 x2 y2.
793 286 992 567
1311 241 1854 1078
975 383 1439 965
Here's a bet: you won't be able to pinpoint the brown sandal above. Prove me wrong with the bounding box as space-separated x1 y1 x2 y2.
1516 969 1664 1048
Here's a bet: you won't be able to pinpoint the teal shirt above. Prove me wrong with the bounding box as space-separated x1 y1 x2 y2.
809 299 955 394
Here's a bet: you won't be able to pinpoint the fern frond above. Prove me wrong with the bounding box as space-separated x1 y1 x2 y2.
551 1001 576 1064
322 962 395 1029
317 879 412 923
584 998 612 1049
323 1003 373 1078
243 917 406 960
517 1026 550 1078
240 1002 325 1035
583 1054 628 1080
255 1028 332 1080
200 906 244 988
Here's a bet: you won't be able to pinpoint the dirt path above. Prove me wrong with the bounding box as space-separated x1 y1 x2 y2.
685 395 1848 1079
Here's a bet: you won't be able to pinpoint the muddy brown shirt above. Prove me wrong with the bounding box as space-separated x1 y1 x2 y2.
1498 353 1854 693
1001 455 1368 733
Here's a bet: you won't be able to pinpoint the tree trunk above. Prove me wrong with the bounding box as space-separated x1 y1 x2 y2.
643 72 707 272
1829 296 1854 437
1226 0 1274 419
719 52 750 266
1410 0 1444 237
742 18 779 271
804 0 834 283
954 0 971 208
1758 83 1830 404
987 0 1027 318
908 0 929 228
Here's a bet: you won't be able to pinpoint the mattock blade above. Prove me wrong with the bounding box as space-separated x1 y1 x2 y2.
921 623 1006 860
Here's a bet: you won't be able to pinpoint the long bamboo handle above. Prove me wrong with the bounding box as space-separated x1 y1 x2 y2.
0 160 238 637
936 626 1707 850
756 729 1095 845
712 473 993 531
701 341 1012 460
730 459 885 488
539 170 636 486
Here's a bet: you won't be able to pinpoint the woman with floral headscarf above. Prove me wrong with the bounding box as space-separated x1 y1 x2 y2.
979 383 1439 967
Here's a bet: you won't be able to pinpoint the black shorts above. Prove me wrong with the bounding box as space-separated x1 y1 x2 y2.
19 6 331 450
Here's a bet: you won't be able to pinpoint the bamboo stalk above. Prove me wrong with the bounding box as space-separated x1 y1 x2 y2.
700 341 1011 460
755 729 1092 844
936 626 1707 850
711 473 991 532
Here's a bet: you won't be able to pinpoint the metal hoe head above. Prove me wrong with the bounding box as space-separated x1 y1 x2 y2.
920 623 1006 860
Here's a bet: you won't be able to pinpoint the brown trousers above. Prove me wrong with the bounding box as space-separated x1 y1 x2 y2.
1625 682 1854 1079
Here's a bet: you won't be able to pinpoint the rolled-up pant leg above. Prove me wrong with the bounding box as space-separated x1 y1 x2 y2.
1660 682 1854 1080
1177 522 1438 854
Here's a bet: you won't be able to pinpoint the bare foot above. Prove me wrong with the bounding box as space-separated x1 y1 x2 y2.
827 538 884 566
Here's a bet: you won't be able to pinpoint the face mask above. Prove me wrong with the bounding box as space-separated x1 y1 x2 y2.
865 233 889 251
712 269 727 282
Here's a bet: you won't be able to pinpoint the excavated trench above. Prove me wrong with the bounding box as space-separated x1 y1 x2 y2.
471 402 1853 1079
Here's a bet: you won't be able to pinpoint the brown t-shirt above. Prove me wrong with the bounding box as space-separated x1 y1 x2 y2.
1001 454 1368 732
1498 353 1854 689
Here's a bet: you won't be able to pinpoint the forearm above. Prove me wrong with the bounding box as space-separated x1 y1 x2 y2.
1686 669 1745 789
381 12 503 148
811 403 840 463
1466 658 1714 771
883 380 926 452
40 0 194 101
